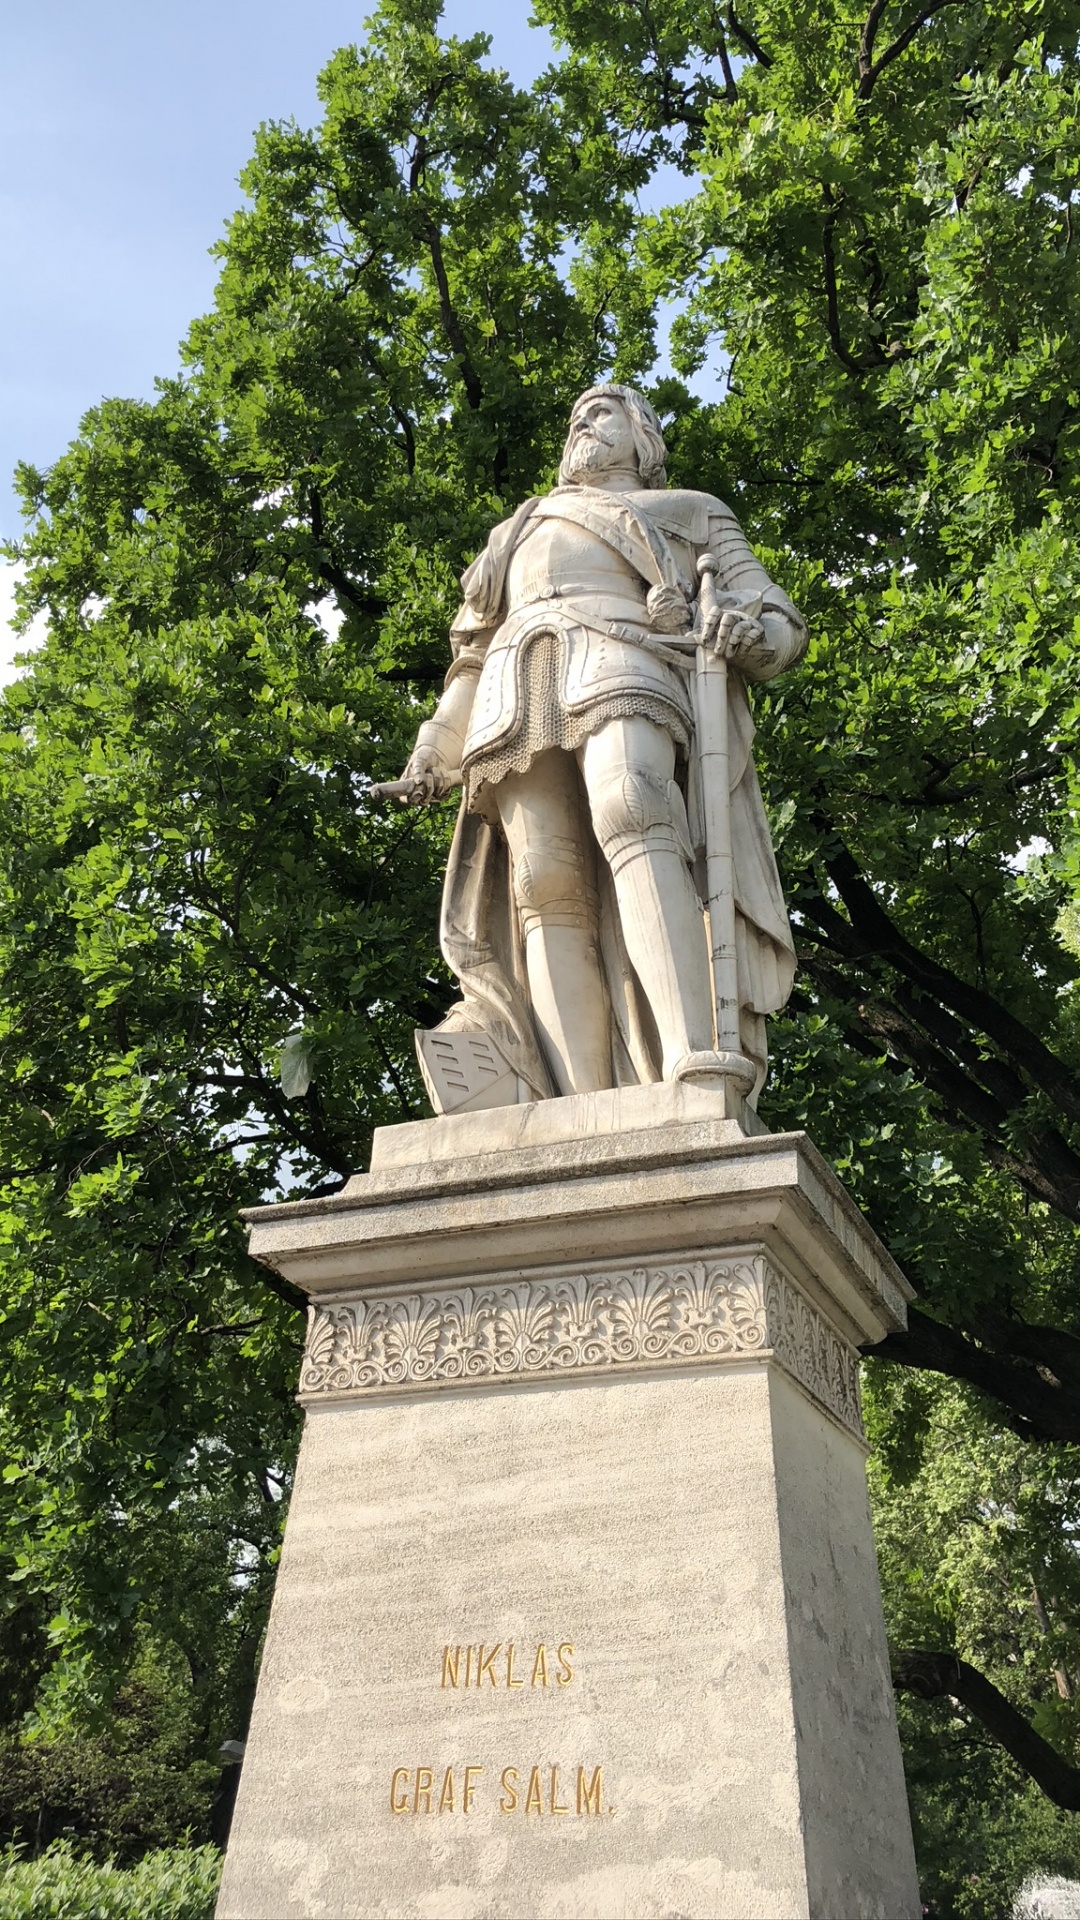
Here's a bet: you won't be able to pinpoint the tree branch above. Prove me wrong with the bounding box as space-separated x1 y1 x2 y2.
858 0 967 100
316 561 386 621
873 1307 1080 1448
406 133 507 491
857 0 890 90
360 346 417 475
417 211 485 415
891 1649 1080 1810
815 826 1080 1130
407 132 485 416
245 1256 307 1318
821 193 866 375
726 4 773 66
362 1007 418 1122
714 27 738 101
308 486 386 619
796 944 1080 1225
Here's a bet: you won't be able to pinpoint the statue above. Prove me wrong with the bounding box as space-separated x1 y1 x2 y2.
380 384 807 1116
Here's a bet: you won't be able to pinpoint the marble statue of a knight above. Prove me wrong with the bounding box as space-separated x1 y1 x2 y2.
393 383 807 1114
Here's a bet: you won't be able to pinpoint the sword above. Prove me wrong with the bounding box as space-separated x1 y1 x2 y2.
689 558 760 1095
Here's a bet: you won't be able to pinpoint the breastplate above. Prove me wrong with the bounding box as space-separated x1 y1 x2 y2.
505 517 647 616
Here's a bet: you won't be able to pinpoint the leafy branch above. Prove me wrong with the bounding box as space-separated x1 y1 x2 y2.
891 1650 1080 1810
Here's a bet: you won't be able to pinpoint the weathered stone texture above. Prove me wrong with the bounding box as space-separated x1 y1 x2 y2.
217 1096 921 1919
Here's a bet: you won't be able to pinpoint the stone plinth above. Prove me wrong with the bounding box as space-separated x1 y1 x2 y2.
216 1087 921 1920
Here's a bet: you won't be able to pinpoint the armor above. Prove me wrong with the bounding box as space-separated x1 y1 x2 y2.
402 390 807 1111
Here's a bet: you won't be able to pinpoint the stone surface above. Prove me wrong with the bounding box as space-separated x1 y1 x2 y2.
218 1096 921 1919
246 1101 910 1348
367 1081 767 1172
218 1363 918 1920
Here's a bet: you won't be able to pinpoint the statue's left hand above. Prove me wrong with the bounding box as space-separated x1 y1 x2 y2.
707 602 768 664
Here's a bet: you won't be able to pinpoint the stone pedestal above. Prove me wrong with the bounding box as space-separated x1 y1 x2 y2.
216 1087 921 1920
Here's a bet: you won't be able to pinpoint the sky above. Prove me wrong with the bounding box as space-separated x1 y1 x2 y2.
1 2 554 541
0 3 696 677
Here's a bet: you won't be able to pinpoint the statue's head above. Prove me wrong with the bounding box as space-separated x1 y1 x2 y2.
559 384 668 489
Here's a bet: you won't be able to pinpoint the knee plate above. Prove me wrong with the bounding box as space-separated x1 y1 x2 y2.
512 833 595 937
590 771 693 873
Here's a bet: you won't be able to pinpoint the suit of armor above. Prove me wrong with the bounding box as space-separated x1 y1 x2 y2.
402 392 806 1107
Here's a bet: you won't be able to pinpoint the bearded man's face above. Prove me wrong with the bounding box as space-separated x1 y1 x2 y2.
561 394 638 483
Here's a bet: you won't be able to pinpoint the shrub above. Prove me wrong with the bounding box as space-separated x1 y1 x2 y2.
0 1840 221 1919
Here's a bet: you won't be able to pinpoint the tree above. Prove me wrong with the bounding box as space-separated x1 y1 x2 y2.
538 0 1080 1432
531 0 1080 1890
0 0 647 1734
6 0 1080 1895
866 1367 1080 1916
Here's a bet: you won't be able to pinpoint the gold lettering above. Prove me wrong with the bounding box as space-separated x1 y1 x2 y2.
549 1765 568 1815
413 1767 433 1815
390 1768 410 1815
505 1642 523 1688
464 1644 474 1687
556 1643 575 1686
531 1644 549 1688
499 1766 519 1814
476 1643 501 1687
525 1765 544 1815
438 1767 455 1813
440 1646 461 1689
577 1765 603 1816
463 1765 483 1812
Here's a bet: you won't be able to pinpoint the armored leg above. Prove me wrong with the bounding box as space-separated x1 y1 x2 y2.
581 717 715 1080
495 749 611 1095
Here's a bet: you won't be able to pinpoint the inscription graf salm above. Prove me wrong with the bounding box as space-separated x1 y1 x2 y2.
387 1639 611 1820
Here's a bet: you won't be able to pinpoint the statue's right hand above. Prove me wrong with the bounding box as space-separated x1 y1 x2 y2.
399 746 455 805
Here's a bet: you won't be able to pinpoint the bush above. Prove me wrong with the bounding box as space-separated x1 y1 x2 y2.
0 1643 224 1864
0 1841 220 1919
0 1720 218 1865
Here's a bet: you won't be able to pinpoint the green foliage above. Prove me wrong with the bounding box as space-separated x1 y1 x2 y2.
898 1695 1080 1920
869 1370 1080 1915
0 1640 219 1863
1 0 636 1726
0 1842 220 1920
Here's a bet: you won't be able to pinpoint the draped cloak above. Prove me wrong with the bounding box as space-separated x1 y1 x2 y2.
426 485 806 1101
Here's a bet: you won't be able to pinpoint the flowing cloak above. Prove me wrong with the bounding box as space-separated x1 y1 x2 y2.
427 486 807 1099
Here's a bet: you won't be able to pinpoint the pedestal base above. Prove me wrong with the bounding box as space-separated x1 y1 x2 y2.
217 1089 921 1920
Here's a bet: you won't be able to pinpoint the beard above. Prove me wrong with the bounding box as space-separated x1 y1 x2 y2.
561 428 623 483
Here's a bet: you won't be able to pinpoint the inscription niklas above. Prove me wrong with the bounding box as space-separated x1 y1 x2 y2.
386 1641 611 1819
440 1642 574 1689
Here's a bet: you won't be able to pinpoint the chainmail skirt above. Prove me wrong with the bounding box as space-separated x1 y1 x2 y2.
464 626 691 805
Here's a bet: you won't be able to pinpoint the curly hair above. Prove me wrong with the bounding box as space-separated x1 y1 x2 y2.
559 383 668 489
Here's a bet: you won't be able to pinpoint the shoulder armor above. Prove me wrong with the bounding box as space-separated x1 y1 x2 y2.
630 488 737 546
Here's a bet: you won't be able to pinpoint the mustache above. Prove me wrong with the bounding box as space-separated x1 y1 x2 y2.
569 421 617 446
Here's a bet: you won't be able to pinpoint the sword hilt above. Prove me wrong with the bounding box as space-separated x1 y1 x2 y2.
695 556 763 646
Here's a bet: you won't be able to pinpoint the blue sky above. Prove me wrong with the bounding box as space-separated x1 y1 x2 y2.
0 2 707 665
1 1 554 545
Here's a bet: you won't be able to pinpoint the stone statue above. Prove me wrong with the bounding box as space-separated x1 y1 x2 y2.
383 384 807 1115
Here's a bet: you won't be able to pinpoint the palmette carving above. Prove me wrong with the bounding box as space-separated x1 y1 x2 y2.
299 1256 863 1437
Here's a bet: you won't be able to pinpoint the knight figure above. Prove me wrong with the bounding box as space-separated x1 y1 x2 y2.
391 384 807 1115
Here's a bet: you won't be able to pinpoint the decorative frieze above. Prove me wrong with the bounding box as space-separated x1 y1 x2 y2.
298 1255 863 1437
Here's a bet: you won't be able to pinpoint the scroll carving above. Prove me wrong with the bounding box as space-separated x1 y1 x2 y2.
299 1256 863 1437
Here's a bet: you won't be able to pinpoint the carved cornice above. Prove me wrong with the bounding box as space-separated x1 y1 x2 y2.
298 1256 863 1437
